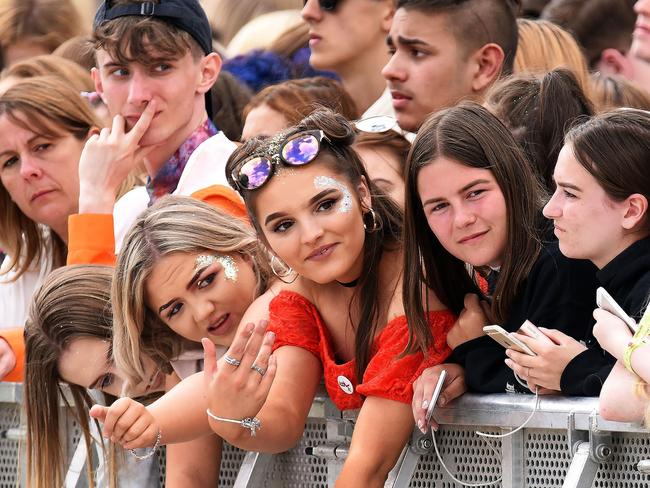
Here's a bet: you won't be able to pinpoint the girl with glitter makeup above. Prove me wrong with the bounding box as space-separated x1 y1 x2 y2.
91 110 455 488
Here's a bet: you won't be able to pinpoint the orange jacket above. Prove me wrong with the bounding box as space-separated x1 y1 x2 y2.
67 185 247 266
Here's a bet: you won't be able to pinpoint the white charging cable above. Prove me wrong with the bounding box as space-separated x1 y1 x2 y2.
430 381 540 487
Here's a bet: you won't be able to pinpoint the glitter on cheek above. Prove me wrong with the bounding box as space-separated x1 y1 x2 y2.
194 254 239 282
314 176 352 213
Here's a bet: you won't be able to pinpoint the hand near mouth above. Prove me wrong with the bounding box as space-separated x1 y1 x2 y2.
78 100 158 214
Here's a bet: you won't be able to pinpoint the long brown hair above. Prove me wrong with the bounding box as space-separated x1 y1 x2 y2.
226 109 404 381
403 103 544 352
24 265 117 488
0 76 100 281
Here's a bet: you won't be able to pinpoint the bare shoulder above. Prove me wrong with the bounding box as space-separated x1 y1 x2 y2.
239 278 315 325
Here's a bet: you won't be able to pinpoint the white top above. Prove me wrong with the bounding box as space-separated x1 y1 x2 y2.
362 87 396 119
0 234 53 329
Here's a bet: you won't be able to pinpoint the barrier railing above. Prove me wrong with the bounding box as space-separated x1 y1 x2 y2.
1 382 649 487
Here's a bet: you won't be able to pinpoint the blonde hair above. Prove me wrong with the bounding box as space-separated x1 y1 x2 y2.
24 265 117 488
514 19 591 97
112 195 272 386
0 0 84 68
0 76 99 280
1 53 94 92
590 73 650 113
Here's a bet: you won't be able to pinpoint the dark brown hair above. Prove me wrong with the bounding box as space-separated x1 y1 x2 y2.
396 0 520 75
486 67 594 193
542 0 636 67
92 0 204 66
403 102 544 352
565 108 650 231
243 76 359 130
226 109 403 381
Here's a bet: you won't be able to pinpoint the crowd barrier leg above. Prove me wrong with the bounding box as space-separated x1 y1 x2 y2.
501 428 525 486
232 451 273 487
562 442 597 488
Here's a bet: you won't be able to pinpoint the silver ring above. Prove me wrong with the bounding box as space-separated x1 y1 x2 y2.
224 355 241 367
251 364 266 376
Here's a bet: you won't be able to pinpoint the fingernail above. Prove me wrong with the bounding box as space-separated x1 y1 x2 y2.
266 331 275 342
421 399 429 410
246 323 255 334
432 424 439 432
505 350 512 357
439 396 446 407
260 319 269 328
504 359 512 367
417 420 425 433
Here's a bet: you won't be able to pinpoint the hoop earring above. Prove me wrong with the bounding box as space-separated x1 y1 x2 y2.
363 208 378 232
270 255 298 284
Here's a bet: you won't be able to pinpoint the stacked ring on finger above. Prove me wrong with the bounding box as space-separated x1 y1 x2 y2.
251 364 266 376
224 355 242 367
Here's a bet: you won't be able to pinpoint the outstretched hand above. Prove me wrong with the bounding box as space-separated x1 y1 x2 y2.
89 397 160 450
202 320 277 438
412 363 466 433
78 100 157 213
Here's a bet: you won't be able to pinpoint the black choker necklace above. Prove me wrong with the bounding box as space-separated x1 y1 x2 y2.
336 278 359 288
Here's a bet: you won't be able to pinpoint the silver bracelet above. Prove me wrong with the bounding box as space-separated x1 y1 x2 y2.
206 408 261 436
129 429 162 460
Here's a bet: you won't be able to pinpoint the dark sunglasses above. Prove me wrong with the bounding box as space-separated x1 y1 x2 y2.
232 130 330 190
303 0 340 11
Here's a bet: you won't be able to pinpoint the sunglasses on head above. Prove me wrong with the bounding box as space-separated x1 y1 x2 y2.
303 0 340 11
232 130 330 190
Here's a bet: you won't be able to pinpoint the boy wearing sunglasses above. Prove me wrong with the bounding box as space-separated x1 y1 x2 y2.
382 0 519 132
302 0 396 118
67 0 242 265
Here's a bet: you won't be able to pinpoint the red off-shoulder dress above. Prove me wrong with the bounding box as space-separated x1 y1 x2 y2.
268 291 456 411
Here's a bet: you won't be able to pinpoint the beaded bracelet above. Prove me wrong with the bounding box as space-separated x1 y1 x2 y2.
623 337 648 376
206 409 261 436
129 429 162 460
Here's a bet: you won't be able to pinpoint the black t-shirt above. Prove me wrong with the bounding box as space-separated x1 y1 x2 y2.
448 241 599 394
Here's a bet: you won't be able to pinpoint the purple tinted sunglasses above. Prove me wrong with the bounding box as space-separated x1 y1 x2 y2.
232 130 330 190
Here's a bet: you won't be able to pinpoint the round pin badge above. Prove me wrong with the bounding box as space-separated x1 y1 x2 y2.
337 375 354 395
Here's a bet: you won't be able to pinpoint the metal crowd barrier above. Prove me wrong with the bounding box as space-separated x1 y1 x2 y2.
1 382 649 487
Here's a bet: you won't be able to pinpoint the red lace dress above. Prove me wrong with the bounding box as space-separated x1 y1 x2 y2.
268 291 456 411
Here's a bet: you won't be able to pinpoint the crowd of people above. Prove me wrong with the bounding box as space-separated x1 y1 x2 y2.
0 0 650 486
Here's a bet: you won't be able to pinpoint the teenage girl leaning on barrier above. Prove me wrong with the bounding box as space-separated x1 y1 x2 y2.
90 110 455 487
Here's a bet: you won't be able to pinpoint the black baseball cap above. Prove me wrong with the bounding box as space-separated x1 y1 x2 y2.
94 0 214 118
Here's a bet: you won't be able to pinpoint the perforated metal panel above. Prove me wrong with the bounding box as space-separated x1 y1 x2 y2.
524 429 571 487
260 418 329 488
0 402 21 488
593 433 650 487
219 443 247 487
409 426 503 487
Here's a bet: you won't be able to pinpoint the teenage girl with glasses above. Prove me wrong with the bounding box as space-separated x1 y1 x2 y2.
91 110 454 487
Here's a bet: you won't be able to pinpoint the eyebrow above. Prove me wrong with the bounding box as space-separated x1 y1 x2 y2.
88 347 113 390
187 265 209 290
264 188 338 226
0 135 44 159
422 178 491 207
556 181 582 192
396 35 431 48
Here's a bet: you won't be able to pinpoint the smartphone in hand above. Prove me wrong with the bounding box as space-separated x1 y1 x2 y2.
483 325 536 356
425 369 447 425
519 320 553 345
596 287 638 333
